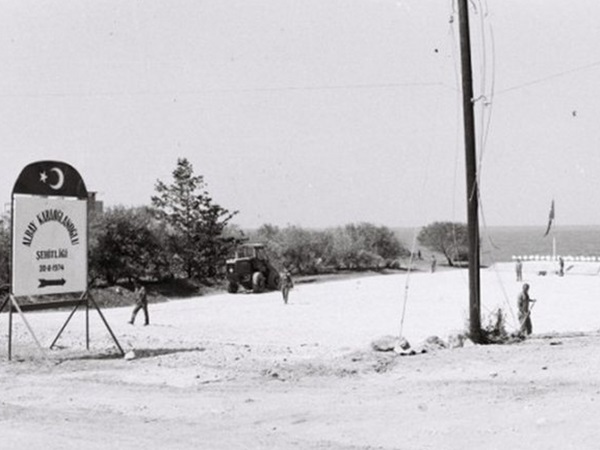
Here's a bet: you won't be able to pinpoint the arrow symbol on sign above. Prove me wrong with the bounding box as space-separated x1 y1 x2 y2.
39 278 66 288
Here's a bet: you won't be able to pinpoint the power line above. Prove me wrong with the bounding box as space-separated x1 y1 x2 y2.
0 81 455 100
496 60 600 96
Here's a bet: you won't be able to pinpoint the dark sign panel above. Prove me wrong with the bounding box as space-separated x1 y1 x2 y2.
12 160 88 199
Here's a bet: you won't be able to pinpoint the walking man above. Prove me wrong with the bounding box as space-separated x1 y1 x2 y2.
129 280 149 326
518 283 536 336
281 269 294 305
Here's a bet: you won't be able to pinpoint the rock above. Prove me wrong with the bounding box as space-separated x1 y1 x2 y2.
447 333 466 348
396 337 410 350
395 348 417 356
124 350 136 361
462 337 476 347
423 335 446 350
371 335 410 352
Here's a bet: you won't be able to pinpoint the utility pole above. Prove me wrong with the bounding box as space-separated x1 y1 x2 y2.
457 0 482 343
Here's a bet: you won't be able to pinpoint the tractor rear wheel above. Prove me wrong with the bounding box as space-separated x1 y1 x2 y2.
252 271 265 293
268 271 281 290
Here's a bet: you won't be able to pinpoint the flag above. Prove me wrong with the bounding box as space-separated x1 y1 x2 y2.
543 200 555 237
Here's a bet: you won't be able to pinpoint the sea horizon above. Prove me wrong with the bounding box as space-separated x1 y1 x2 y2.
396 225 600 265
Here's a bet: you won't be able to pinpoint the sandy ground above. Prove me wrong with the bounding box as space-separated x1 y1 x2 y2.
2 266 600 449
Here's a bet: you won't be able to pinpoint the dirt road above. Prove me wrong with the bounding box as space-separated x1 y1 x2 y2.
2 271 600 449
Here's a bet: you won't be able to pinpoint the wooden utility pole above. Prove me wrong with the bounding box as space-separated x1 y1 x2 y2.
457 0 482 343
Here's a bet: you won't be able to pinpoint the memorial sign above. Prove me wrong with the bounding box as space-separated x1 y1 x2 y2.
11 161 88 297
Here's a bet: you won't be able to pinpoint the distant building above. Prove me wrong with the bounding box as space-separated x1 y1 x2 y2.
87 192 104 219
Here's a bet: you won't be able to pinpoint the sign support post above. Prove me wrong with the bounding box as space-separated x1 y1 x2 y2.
47 290 124 356
6 294 48 360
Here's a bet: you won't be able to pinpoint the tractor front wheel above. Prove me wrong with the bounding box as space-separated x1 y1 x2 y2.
227 281 239 293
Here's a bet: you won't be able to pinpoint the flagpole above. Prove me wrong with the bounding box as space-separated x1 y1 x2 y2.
552 200 557 260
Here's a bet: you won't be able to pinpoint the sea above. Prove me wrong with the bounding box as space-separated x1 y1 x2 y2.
396 225 600 266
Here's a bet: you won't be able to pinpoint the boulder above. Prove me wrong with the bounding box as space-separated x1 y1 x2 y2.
422 335 447 351
447 333 467 348
371 335 410 352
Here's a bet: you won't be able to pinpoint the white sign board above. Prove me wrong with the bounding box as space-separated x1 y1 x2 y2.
12 195 88 296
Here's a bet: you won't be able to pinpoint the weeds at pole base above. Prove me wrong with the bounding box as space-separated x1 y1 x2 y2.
466 308 525 345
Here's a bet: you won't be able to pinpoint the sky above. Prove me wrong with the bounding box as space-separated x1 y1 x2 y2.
1 0 599 230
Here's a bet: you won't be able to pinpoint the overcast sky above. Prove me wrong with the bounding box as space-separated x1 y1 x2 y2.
1 0 599 229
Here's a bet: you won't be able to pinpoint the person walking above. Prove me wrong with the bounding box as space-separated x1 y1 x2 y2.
515 258 523 281
430 255 437 273
517 283 536 336
129 280 149 326
280 269 294 305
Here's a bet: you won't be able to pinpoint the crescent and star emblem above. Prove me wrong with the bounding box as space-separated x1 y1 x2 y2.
39 167 65 190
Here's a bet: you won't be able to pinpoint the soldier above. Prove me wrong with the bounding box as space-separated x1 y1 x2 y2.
518 283 536 336
129 280 149 326
280 269 294 305
515 258 523 281
558 256 565 277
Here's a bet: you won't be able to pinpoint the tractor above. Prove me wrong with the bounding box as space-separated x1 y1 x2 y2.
225 243 281 293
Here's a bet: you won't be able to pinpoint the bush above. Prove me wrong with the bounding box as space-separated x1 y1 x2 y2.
89 206 170 284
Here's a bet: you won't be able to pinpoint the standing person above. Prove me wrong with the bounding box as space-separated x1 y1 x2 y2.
515 258 523 281
558 256 565 277
517 283 536 336
430 255 437 273
280 269 294 305
129 280 149 326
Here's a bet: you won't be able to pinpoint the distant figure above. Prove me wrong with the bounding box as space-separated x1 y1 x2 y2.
417 250 422 260
129 280 149 326
518 283 536 336
515 258 523 282
558 256 565 277
280 269 294 304
430 255 437 273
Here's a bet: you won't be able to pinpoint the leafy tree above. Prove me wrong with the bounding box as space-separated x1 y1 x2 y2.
89 206 170 284
279 226 328 274
328 223 408 269
251 224 284 265
417 221 469 266
151 158 239 280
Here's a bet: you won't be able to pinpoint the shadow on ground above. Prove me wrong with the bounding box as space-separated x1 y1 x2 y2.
54 346 206 362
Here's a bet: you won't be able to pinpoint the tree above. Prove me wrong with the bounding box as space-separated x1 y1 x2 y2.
151 158 239 280
89 206 170 285
327 223 408 270
249 223 408 274
417 221 469 266
279 226 328 274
